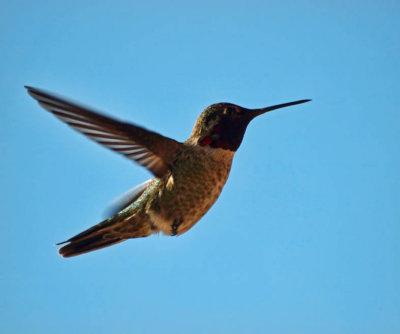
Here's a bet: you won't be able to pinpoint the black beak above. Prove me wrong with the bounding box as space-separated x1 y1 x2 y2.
249 99 311 119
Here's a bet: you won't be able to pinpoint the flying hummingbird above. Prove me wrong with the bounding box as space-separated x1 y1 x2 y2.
25 86 310 257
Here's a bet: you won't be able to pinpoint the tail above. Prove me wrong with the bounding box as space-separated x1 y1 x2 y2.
57 213 154 257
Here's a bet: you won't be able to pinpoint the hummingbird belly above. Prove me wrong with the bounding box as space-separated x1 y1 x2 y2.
147 146 234 236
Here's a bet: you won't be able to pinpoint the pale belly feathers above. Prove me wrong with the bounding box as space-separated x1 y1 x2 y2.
146 145 234 235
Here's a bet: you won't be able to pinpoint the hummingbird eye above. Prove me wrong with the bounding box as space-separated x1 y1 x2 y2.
226 106 236 114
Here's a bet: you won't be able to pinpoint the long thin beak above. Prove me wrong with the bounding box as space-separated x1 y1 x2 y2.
250 99 311 118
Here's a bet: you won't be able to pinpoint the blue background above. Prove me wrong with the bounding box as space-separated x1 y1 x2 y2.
1 1 399 333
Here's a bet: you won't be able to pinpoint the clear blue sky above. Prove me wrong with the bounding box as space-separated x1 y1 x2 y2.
1 1 399 333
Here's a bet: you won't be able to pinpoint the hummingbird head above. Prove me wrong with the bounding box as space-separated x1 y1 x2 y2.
189 99 311 151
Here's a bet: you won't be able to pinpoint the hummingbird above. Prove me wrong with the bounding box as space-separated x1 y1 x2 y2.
25 86 310 257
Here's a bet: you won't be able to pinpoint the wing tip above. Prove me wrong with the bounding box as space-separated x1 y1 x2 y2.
25 85 44 101
24 85 36 92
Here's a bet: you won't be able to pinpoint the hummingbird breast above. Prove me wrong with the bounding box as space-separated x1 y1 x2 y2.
146 144 234 236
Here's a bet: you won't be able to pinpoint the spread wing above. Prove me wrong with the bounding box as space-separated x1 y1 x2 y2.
25 86 181 177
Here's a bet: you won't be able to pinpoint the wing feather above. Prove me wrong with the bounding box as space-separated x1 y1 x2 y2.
26 86 181 177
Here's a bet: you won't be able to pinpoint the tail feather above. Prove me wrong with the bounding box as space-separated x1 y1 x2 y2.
57 212 155 257
58 235 125 258
58 218 116 245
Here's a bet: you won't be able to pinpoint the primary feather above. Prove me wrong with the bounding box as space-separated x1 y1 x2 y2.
25 86 181 177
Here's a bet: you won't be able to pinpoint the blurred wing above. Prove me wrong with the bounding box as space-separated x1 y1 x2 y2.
103 179 153 218
25 86 181 177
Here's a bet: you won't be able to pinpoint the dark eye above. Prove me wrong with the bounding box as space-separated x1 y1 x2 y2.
226 106 236 114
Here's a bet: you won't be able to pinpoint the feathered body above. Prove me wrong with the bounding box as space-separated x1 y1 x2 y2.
25 86 310 257
145 145 234 235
